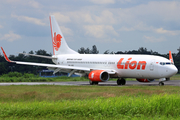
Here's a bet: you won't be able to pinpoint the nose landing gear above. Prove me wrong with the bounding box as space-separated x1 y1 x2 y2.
159 82 164 86
158 78 169 86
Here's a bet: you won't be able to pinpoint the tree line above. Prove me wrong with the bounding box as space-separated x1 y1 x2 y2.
0 50 53 75
0 45 180 75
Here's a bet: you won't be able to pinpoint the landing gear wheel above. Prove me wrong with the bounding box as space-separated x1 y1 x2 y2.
117 78 126 85
159 82 164 86
117 79 122 85
89 81 99 85
122 78 126 85
94 82 99 85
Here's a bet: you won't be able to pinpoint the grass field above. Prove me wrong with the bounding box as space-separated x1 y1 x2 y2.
0 72 180 82
0 72 180 119
0 72 89 82
1 85 180 119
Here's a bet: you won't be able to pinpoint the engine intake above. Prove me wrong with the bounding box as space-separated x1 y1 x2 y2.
88 70 109 82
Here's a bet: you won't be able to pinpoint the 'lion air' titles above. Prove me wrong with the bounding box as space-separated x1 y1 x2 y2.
117 58 146 70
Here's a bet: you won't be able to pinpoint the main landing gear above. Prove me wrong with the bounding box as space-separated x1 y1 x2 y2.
89 81 99 85
159 82 164 86
117 78 126 85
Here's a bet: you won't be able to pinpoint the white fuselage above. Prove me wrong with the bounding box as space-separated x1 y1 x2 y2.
52 54 178 79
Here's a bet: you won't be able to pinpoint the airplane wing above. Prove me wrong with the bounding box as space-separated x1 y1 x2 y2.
1 47 116 74
1 47 90 71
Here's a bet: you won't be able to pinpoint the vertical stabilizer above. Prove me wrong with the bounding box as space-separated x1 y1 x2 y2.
49 16 78 55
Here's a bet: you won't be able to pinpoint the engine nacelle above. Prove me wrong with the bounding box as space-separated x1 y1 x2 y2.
88 70 109 82
136 78 155 82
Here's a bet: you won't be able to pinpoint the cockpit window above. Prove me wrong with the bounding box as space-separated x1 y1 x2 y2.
160 62 173 65
160 62 165 65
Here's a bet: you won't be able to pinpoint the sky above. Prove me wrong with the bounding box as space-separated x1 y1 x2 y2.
0 0 180 56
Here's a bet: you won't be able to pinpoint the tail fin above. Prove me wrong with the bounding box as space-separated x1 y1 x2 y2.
169 51 174 63
49 16 78 55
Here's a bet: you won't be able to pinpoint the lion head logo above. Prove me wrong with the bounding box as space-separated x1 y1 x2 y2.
53 32 62 51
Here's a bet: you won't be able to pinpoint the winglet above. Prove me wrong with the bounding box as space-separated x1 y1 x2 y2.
1 47 13 62
169 51 174 63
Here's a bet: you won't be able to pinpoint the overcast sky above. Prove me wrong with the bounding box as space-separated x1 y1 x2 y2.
0 0 180 56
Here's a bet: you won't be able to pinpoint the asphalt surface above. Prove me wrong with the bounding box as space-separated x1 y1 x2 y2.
0 80 180 86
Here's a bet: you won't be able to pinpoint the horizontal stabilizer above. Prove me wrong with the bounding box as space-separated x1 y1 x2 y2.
18 53 57 59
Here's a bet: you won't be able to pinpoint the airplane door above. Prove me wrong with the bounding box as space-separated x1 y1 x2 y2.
150 60 155 71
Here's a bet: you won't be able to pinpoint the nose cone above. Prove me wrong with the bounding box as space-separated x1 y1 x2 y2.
169 65 178 76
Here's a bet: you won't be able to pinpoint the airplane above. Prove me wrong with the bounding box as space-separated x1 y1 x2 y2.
1 16 178 86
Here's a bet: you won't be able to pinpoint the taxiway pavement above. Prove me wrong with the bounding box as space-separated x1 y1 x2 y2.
0 80 180 86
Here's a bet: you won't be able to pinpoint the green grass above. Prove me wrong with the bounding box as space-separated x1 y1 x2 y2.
0 72 89 82
1 72 180 119
0 76 89 82
0 72 180 82
1 85 180 101
0 85 180 119
0 74 179 82
170 74 180 80
1 95 180 119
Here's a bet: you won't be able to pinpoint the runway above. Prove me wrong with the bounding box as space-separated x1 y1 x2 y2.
0 80 180 86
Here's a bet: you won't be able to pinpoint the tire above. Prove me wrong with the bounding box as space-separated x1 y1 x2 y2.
94 82 99 85
89 81 98 85
117 78 126 85
117 79 122 85
122 79 126 85
159 82 164 86
89 80 93 85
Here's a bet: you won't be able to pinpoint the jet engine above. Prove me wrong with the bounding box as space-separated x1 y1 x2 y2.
88 70 109 82
136 78 155 82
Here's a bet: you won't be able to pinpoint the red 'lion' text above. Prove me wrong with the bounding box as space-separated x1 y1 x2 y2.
117 58 146 70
